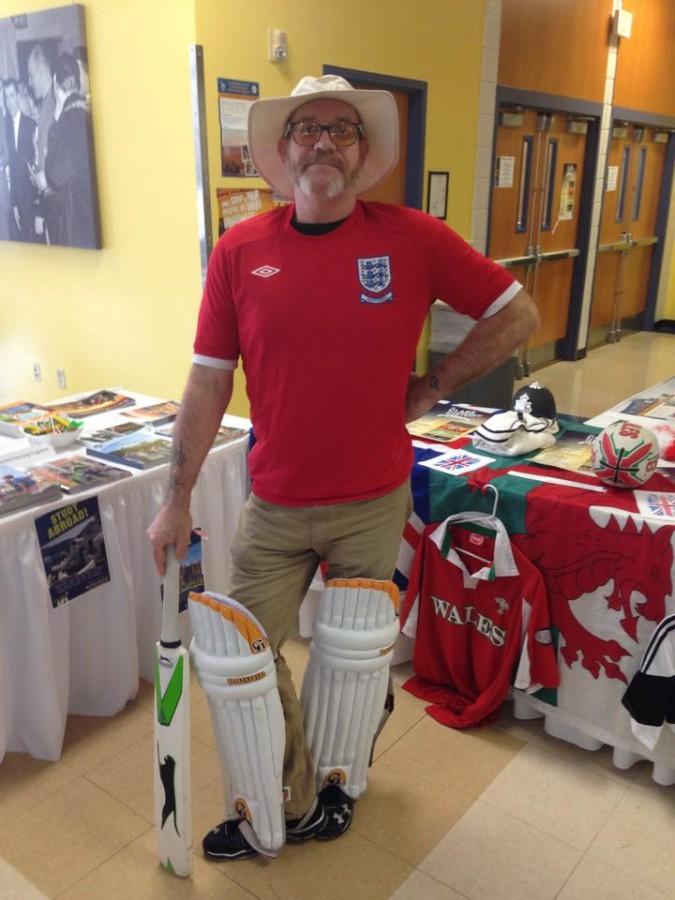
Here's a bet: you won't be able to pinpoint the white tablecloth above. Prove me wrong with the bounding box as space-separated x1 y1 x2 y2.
0 414 249 762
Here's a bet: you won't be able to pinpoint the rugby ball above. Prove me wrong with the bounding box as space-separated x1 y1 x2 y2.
591 420 660 488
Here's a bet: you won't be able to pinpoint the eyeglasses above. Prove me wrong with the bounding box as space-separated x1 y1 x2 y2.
284 119 364 147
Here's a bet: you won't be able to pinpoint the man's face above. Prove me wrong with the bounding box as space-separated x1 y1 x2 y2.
278 98 368 200
4 83 18 117
28 57 51 100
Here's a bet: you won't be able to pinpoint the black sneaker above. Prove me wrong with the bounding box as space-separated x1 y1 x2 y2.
285 797 327 843
202 817 257 860
314 785 354 841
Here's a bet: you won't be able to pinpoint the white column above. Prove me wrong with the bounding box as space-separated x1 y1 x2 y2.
654 167 675 323
471 0 501 253
576 2 621 350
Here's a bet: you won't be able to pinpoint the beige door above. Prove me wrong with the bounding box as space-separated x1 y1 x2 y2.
489 107 588 372
591 124 668 342
353 86 408 205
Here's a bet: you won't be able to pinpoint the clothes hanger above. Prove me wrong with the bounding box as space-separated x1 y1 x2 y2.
447 484 500 566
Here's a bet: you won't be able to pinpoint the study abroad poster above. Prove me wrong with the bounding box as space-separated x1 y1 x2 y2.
35 496 110 607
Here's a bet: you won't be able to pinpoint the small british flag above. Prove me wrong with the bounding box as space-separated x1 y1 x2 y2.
635 491 675 520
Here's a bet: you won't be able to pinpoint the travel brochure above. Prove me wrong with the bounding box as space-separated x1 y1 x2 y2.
595 377 675 424
154 421 248 448
45 389 136 419
529 426 597 474
121 400 180 423
86 423 248 472
0 401 53 437
0 463 62 515
31 455 132 494
85 427 174 469
0 400 51 422
77 421 146 450
406 402 493 443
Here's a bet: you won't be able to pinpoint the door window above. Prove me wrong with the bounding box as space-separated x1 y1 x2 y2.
516 136 533 233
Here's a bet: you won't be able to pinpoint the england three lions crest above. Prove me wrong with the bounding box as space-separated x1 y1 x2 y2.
357 256 393 304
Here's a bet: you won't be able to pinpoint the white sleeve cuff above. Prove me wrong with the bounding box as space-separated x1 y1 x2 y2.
481 280 522 319
192 354 238 370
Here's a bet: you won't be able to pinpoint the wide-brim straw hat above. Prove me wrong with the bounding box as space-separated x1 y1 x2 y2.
247 75 399 199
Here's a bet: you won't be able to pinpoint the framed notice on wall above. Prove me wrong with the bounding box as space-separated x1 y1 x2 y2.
427 171 449 219
558 163 577 221
218 78 260 177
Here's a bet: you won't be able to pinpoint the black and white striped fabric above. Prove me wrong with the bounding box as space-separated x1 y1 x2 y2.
471 410 558 457
622 614 675 750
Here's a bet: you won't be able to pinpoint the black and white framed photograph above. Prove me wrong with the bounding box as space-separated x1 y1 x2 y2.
427 170 449 220
0 4 101 249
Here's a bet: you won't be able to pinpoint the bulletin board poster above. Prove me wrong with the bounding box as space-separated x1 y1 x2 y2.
217 188 288 234
558 163 577 221
218 78 260 177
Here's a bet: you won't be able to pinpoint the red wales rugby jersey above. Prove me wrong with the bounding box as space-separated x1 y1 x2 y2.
400 512 558 728
194 201 518 505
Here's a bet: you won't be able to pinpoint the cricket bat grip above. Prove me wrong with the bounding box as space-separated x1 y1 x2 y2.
161 546 181 646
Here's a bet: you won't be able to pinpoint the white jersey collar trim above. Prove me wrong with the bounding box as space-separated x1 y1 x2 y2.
429 511 518 580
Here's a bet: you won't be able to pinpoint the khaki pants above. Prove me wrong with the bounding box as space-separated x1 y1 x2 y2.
228 481 412 818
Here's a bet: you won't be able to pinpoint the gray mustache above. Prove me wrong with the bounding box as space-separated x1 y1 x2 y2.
301 153 344 171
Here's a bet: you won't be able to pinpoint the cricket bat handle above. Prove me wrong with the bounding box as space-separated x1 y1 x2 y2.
161 547 181 645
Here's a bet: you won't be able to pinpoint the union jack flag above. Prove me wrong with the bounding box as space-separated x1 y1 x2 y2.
639 492 675 519
438 453 484 473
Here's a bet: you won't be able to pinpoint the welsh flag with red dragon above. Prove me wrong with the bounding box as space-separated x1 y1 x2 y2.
399 440 675 753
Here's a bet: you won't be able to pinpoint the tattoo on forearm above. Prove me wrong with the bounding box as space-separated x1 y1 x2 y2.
429 372 441 392
168 442 186 493
171 442 187 468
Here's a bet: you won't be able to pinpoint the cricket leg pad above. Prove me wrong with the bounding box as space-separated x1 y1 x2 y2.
189 591 285 857
301 578 400 800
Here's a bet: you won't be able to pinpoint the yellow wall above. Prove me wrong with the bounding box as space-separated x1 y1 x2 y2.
195 0 485 412
1 0 486 413
0 0 201 404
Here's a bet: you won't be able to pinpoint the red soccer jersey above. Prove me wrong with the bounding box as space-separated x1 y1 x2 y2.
194 201 518 506
400 513 559 728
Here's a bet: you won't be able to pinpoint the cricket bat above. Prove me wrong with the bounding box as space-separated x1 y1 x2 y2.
154 546 193 877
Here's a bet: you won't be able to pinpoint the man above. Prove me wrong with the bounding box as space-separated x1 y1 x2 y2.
27 43 56 240
148 75 538 861
3 78 37 242
42 53 99 248
0 80 11 241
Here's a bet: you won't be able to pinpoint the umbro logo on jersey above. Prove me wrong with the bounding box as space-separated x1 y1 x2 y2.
251 265 280 278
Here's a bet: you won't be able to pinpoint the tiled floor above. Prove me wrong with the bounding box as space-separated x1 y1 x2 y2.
1 331 673 899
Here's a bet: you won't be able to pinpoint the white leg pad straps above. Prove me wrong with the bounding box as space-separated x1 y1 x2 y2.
301 578 400 800
188 591 285 857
